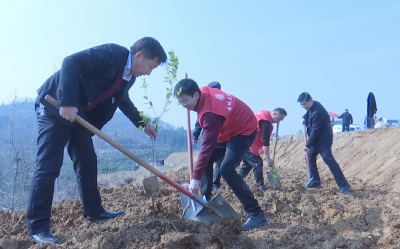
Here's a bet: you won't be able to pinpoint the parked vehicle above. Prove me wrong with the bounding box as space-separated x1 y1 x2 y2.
386 119 400 127
332 120 361 134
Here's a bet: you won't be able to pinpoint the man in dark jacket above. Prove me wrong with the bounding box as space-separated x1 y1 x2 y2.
27 37 167 244
298 92 351 193
338 109 353 132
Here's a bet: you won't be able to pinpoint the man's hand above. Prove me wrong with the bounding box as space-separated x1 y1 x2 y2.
193 140 198 145
266 158 274 167
59 106 78 122
189 179 200 194
144 123 158 138
304 147 310 152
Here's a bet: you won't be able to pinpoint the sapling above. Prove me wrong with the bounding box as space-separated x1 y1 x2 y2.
138 51 179 166
269 166 281 186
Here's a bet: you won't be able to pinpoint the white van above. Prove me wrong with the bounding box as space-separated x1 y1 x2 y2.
332 120 361 134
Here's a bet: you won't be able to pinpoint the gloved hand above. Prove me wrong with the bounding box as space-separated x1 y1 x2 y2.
189 179 201 194
181 183 190 190
266 158 274 167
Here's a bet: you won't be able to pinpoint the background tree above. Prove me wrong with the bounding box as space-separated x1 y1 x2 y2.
0 96 36 212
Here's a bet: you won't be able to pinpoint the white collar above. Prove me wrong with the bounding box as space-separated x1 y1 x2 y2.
122 51 133 81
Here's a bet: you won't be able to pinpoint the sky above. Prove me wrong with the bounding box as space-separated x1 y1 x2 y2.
1 1 399 135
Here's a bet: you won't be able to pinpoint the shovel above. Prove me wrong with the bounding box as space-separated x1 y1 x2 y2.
303 124 314 185
179 102 238 225
266 122 282 190
142 137 160 194
45 95 239 226
180 94 225 225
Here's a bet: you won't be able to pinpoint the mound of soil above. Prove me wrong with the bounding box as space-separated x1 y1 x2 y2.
1 127 400 248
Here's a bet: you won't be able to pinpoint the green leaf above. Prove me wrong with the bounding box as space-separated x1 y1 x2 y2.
176 87 182 96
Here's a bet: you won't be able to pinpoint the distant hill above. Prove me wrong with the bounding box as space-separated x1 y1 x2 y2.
0 99 190 210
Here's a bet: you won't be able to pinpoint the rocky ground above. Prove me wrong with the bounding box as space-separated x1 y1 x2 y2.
1 127 400 249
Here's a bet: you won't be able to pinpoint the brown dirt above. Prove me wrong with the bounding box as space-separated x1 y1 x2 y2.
1 127 400 249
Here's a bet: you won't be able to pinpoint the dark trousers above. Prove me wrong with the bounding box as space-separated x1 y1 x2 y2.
201 147 225 200
307 145 349 188
238 151 264 187
26 110 104 235
212 156 223 186
342 124 350 132
367 116 374 129
200 130 261 216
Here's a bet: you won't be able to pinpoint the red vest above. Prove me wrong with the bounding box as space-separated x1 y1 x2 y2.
249 110 273 156
197 87 256 142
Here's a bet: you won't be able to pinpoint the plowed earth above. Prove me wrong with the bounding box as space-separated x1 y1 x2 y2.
1 127 400 249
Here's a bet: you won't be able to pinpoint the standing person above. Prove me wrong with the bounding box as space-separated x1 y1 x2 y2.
367 92 377 129
27 37 167 244
238 108 287 192
338 109 353 132
290 134 294 141
192 81 225 190
298 92 351 193
174 78 268 231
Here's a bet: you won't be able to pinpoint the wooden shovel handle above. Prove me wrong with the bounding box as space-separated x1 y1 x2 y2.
44 95 207 205
272 122 279 162
303 124 311 172
185 72 194 178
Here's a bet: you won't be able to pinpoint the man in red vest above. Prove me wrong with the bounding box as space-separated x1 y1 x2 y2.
238 108 287 192
174 78 268 231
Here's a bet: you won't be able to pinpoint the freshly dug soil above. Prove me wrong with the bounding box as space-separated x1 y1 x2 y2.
1 127 400 249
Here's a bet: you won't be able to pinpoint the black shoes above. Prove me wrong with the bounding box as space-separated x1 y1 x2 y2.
261 186 268 192
86 210 125 221
340 183 351 193
242 211 269 231
30 210 125 243
304 179 321 189
30 231 60 244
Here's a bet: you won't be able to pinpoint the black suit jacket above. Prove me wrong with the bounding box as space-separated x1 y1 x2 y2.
36 43 143 129
302 101 333 149
338 112 353 125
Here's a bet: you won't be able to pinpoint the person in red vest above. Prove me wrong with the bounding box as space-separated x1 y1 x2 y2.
192 81 225 191
174 78 268 231
238 108 287 192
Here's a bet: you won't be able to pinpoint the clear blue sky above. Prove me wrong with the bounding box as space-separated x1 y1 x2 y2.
1 1 399 135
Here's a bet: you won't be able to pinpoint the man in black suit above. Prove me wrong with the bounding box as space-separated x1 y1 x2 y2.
298 92 350 193
338 109 353 132
27 37 167 244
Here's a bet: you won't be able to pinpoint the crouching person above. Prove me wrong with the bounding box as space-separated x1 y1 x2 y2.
174 78 268 231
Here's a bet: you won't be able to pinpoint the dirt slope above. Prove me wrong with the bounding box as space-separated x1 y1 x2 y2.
1 127 400 249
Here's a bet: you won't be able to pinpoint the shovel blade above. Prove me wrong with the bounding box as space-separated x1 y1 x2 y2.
267 172 282 190
180 193 240 226
180 194 205 221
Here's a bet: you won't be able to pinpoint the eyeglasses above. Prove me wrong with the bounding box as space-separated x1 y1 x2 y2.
177 95 193 106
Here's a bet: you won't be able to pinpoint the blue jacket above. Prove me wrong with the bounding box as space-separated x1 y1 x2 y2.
36 43 143 129
303 101 333 148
